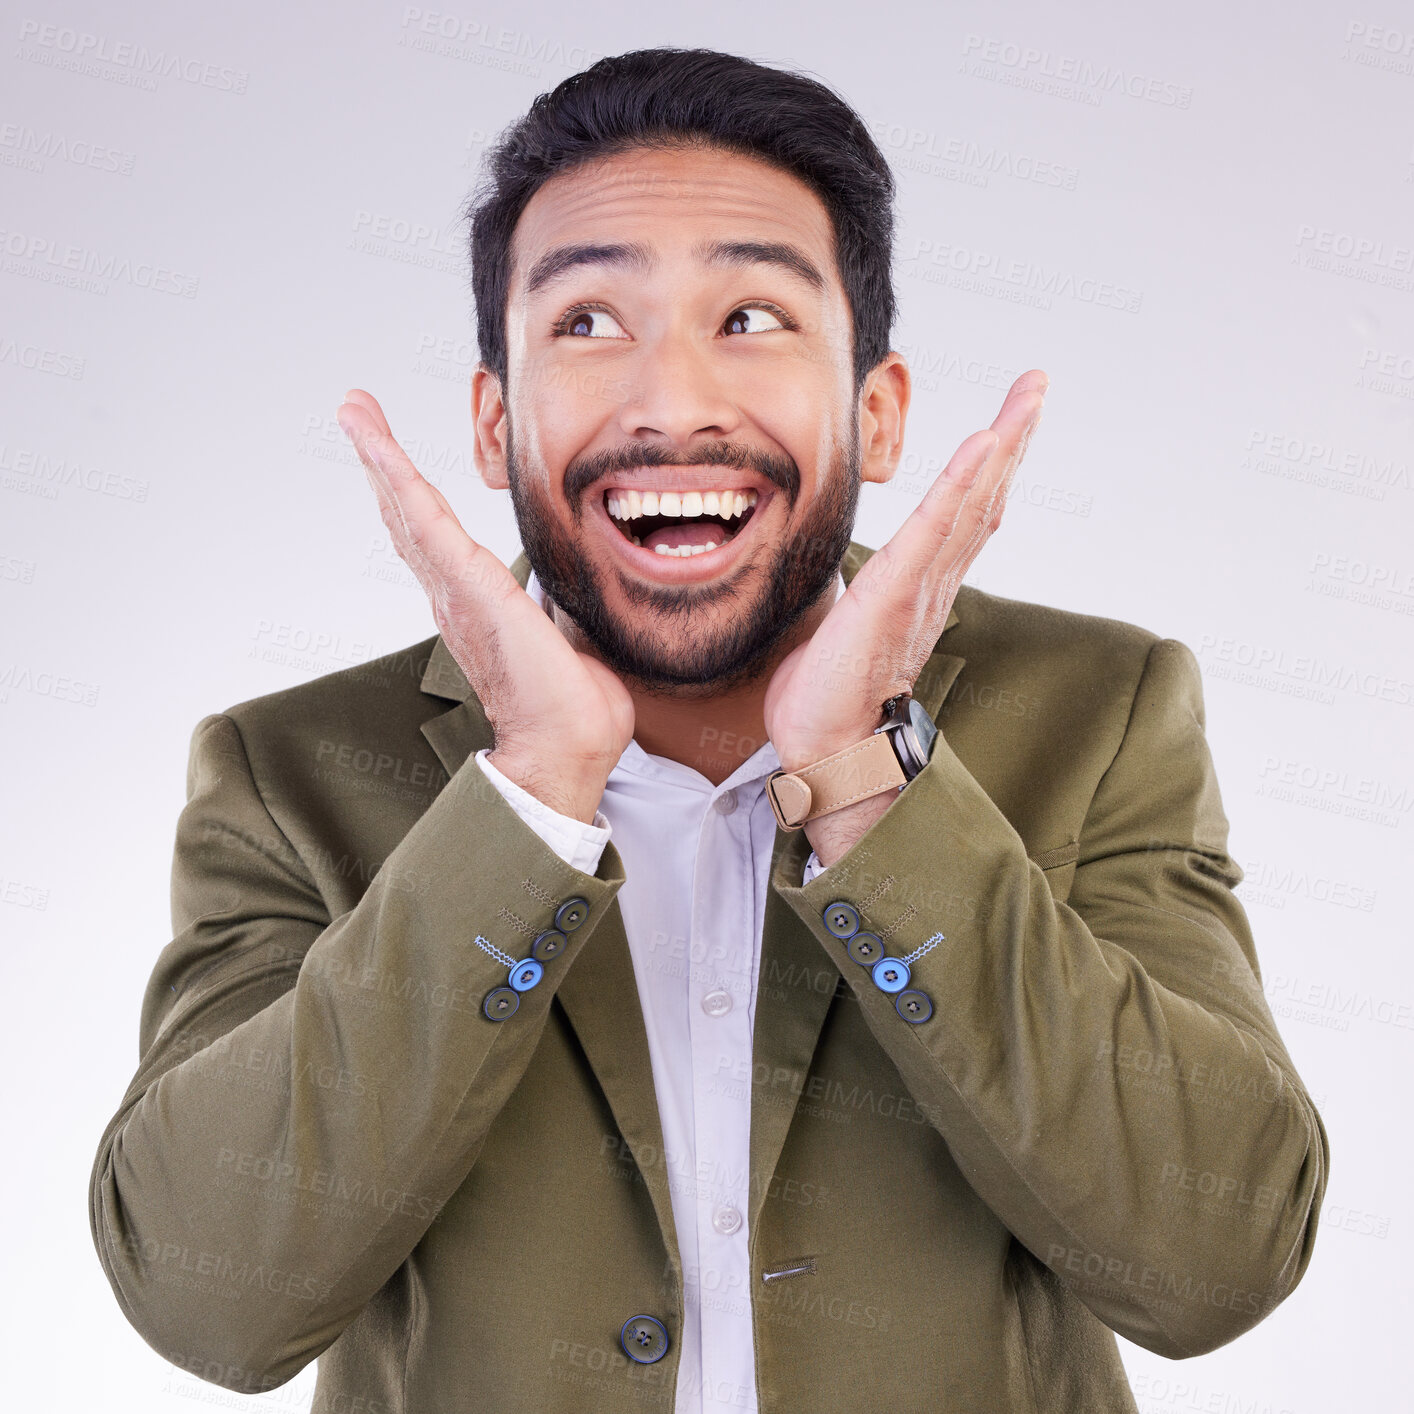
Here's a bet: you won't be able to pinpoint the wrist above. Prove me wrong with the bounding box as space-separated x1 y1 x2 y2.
801 787 897 868
484 746 608 826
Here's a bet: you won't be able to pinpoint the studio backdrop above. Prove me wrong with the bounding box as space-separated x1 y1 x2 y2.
3 2 1410 1410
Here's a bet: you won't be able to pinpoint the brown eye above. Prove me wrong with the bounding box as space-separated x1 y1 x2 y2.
557 307 627 339
724 306 786 335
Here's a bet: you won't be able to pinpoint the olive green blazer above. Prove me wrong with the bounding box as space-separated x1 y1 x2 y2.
89 540 1327 1413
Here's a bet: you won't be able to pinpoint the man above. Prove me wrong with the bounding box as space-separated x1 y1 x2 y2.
90 47 1327 1414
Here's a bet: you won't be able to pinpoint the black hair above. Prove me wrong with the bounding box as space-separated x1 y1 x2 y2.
465 47 896 391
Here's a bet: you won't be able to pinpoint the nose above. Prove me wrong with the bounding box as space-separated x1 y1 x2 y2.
616 327 741 447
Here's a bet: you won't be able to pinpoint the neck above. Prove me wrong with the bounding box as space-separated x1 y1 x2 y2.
545 587 836 787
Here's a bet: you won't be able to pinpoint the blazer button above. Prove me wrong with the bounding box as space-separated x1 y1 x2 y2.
896 989 933 1023
508 959 544 992
871 956 911 994
483 987 520 1021
531 928 567 961
822 901 860 939
555 897 589 932
846 931 884 966
619 1314 670 1364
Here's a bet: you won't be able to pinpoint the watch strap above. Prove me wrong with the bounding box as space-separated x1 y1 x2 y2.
766 731 906 831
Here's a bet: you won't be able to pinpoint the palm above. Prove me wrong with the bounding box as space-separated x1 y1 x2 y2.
337 390 634 766
764 369 1048 771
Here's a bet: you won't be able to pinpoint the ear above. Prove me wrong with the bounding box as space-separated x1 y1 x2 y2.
857 352 911 487
472 364 509 490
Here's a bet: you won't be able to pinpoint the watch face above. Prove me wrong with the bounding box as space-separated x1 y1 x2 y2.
899 698 937 775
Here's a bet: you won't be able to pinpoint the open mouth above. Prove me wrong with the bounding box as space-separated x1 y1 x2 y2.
602 487 762 553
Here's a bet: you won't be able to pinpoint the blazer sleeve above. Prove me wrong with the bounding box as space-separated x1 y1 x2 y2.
774 636 1329 1360
88 711 626 1393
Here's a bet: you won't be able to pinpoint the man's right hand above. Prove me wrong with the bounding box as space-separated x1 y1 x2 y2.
336 389 633 825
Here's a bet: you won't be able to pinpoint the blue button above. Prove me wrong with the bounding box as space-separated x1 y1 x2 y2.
871 956 911 994
483 987 519 1021
895 989 933 1024
509 959 544 992
620 1314 669 1364
823 901 860 939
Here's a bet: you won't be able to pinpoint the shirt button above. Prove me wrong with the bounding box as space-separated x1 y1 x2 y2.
713 788 738 815
712 1205 743 1236
701 988 733 1017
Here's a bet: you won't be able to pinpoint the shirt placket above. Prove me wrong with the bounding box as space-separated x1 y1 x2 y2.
687 781 759 1413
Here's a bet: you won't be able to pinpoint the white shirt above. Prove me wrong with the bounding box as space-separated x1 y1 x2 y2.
474 567 843 1414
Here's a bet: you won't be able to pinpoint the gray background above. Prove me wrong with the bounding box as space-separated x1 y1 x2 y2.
3 1 1411 1409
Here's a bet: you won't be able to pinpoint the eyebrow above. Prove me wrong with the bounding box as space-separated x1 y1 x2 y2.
520 237 826 298
522 241 653 298
694 239 826 291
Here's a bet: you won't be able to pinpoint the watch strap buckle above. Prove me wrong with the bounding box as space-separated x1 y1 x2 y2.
766 733 907 832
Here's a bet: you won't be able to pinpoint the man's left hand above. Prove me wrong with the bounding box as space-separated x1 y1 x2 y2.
762 369 1049 858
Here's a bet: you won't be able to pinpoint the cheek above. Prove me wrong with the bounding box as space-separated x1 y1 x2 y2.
518 344 631 430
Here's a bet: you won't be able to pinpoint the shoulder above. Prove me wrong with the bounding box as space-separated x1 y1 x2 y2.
212 633 449 782
949 581 1165 680
942 582 1198 747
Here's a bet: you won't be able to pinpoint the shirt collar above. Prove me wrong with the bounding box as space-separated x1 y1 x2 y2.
524 563 848 794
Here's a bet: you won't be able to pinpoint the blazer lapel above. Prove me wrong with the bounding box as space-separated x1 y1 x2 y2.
749 543 966 1231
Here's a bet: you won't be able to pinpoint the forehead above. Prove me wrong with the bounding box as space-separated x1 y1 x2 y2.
508 145 840 296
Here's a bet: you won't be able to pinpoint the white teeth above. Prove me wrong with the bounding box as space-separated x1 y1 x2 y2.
652 541 721 557
604 487 760 523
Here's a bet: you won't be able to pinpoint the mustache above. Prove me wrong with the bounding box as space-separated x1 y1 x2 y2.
563 439 800 506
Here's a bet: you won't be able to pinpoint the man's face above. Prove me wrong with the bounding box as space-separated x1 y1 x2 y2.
481 144 873 698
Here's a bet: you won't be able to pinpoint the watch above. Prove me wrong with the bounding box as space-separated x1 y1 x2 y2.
765 692 938 832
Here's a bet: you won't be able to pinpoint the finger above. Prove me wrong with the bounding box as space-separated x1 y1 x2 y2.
964 375 1047 535
867 373 1047 609
336 401 477 597
852 428 997 608
337 392 407 491
342 387 387 428
935 371 1048 555
940 391 1044 575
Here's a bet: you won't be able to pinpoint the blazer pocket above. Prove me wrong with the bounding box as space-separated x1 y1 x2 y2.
1028 841 1079 903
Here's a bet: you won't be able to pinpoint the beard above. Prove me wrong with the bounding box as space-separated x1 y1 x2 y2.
505 411 860 699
